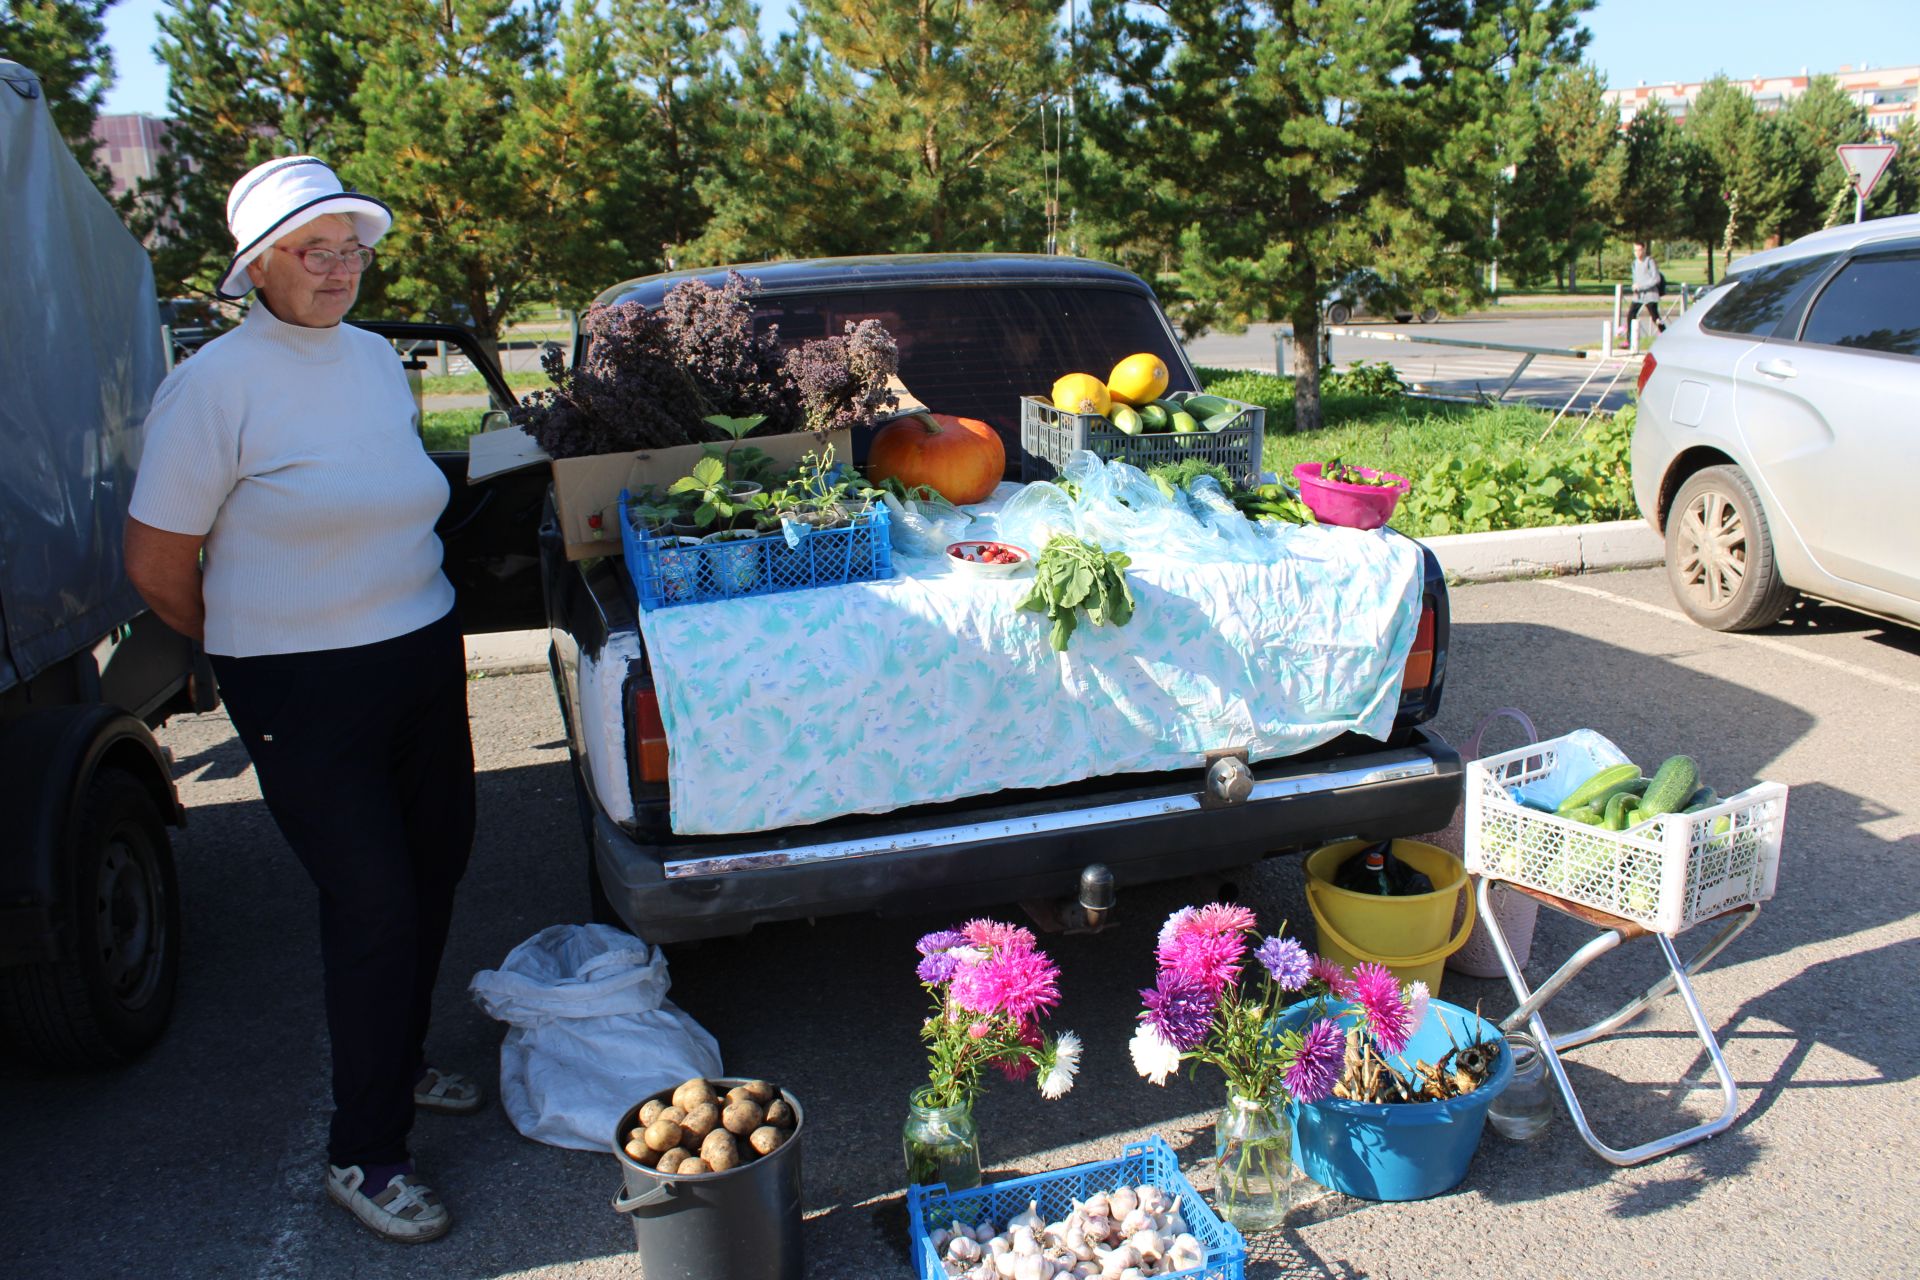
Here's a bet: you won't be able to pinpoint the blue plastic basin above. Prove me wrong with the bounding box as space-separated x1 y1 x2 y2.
1275 997 1512 1201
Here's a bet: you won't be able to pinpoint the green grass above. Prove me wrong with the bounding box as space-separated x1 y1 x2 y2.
423 409 488 452
420 369 549 397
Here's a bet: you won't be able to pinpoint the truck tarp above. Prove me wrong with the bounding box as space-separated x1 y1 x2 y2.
0 60 163 692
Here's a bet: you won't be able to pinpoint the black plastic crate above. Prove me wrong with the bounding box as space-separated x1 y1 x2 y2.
1020 389 1265 483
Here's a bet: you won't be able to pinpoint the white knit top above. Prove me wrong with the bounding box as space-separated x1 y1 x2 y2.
129 303 456 657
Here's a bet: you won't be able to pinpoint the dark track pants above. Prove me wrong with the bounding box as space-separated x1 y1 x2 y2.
211 610 475 1169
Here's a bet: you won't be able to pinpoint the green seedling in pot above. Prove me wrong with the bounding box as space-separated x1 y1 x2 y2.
701 412 768 482
669 455 745 531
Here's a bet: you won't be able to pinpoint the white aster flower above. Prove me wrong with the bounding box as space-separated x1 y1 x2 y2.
1157 907 1195 949
1039 1030 1082 1099
1406 980 1430 1038
1129 1021 1182 1087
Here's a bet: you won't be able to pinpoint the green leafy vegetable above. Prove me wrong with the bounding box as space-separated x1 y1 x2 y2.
1016 535 1136 652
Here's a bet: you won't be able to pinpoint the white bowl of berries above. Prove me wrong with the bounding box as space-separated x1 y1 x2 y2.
946 539 1032 578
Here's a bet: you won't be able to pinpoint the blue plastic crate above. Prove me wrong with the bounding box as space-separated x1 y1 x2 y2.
905 1136 1246 1280
618 491 893 610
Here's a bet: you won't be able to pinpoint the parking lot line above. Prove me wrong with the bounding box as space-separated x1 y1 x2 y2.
1542 578 1920 699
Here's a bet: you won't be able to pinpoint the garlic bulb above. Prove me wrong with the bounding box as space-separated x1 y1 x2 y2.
1081 1192 1111 1220
1166 1234 1205 1272
1127 1229 1167 1262
1008 1199 1045 1233
1096 1243 1141 1277
1079 1214 1113 1243
949 1235 983 1263
1163 1195 1188 1236
992 1250 1019 1279
1012 1253 1050 1280
1118 1208 1153 1238
1135 1185 1170 1217
1107 1186 1139 1219
1011 1226 1041 1255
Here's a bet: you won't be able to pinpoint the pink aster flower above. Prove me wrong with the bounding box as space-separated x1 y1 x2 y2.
950 940 1060 1020
1350 962 1413 1056
1190 902 1257 936
1310 955 1355 999
997 1020 1044 1082
967 1021 991 1039
1156 927 1246 996
960 918 1036 953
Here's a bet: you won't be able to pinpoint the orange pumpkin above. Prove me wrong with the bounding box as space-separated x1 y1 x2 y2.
866 412 1006 505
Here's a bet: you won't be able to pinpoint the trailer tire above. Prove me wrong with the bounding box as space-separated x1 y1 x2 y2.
0 769 180 1068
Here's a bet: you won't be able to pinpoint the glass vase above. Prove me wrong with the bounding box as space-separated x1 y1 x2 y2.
903 1087 981 1190
1214 1092 1293 1234
1487 1032 1554 1140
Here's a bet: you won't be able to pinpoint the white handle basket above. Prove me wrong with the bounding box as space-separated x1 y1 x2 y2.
1464 731 1786 936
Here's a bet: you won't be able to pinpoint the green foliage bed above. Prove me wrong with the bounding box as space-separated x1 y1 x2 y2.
1197 367 1639 539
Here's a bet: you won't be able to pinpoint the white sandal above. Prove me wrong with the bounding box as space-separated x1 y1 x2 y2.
326 1164 451 1243
414 1066 484 1116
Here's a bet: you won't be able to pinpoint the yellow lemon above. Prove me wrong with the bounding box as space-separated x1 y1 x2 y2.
1050 372 1112 417
1106 352 1170 406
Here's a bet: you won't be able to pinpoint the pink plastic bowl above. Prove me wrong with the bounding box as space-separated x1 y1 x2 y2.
1293 462 1410 530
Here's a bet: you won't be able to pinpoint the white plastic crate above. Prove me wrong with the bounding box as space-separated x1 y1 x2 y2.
1464 731 1786 936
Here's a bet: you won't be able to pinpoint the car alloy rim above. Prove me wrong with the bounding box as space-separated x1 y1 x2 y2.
1675 488 1747 609
95 832 166 1008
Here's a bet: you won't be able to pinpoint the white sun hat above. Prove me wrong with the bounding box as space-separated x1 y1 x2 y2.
215 155 393 300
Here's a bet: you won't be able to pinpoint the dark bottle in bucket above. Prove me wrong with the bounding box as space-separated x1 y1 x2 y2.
1334 840 1434 896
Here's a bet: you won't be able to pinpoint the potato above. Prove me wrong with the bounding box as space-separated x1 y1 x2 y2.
676 1157 710 1175
657 1104 687 1126
748 1125 786 1157
623 1137 650 1161
763 1099 795 1129
638 1099 666 1126
700 1128 740 1172
680 1101 721 1141
654 1148 688 1175
643 1118 685 1152
742 1079 778 1105
722 1098 765 1136
672 1078 717 1112
725 1086 753 1105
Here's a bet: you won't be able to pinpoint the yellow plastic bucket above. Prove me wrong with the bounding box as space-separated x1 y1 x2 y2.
1304 839 1475 996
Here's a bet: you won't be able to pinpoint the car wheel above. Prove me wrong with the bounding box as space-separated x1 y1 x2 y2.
1665 465 1796 632
1419 308 1440 324
1327 303 1352 326
0 769 179 1067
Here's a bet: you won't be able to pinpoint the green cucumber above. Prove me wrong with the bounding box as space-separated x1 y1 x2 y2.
1602 790 1642 831
1640 754 1700 817
1557 762 1641 815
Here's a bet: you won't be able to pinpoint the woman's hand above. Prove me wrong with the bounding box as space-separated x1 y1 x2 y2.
125 517 208 645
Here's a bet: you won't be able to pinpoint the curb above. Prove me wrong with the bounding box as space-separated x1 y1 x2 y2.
460 521 1665 674
1421 519 1663 584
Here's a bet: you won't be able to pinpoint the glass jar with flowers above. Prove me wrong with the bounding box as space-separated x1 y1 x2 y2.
907 920 1081 1190
1128 904 1346 1235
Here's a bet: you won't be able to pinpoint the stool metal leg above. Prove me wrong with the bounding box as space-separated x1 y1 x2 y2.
1475 876 1749 1167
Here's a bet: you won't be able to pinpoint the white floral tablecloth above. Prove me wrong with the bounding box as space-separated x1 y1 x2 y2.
637 475 1424 835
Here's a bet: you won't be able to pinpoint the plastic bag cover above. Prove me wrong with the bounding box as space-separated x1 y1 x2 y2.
0 60 164 691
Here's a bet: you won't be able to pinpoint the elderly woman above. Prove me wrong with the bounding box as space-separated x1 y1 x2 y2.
124 156 477 1244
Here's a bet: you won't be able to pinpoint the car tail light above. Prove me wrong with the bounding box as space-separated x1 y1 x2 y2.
1636 353 1656 397
633 681 669 784
1399 599 1436 699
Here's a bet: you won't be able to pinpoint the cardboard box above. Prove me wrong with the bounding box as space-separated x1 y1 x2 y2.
466 375 924 561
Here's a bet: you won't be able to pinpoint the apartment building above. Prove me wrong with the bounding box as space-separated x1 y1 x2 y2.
90 113 169 199
1604 64 1917 134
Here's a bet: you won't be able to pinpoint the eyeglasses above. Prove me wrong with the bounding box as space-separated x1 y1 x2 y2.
273 245 376 275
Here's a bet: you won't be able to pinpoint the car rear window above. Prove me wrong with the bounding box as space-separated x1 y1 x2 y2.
1701 253 1836 338
748 284 1195 442
1798 251 1920 357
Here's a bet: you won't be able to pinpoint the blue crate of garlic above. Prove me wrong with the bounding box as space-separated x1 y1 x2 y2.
906 1135 1246 1280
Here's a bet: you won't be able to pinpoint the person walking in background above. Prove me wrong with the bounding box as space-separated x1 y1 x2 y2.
1620 241 1666 347
122 156 480 1245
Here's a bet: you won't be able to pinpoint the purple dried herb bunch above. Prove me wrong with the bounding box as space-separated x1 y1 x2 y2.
785 319 901 435
658 270 802 435
509 302 708 457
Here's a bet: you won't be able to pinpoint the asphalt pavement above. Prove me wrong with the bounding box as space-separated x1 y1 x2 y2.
4 569 1916 1279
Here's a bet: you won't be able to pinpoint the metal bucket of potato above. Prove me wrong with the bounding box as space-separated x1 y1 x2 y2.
611 1076 805 1280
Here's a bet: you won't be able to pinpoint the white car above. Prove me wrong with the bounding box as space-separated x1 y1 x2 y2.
1630 213 1920 631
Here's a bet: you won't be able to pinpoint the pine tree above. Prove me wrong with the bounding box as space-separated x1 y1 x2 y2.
1781 76 1870 236
1076 0 1589 433
345 0 636 352
0 0 116 185
137 0 371 296
1498 64 1620 289
1867 116 1919 218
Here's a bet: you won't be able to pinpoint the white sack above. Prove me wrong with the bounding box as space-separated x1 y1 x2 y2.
469 923 723 1151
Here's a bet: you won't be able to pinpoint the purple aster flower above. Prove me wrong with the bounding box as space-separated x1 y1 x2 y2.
916 929 968 957
1139 971 1217 1050
1255 936 1312 991
1285 1017 1347 1103
916 952 962 985
1350 962 1413 1056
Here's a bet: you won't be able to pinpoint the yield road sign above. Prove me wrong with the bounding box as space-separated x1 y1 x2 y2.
1837 143 1898 199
